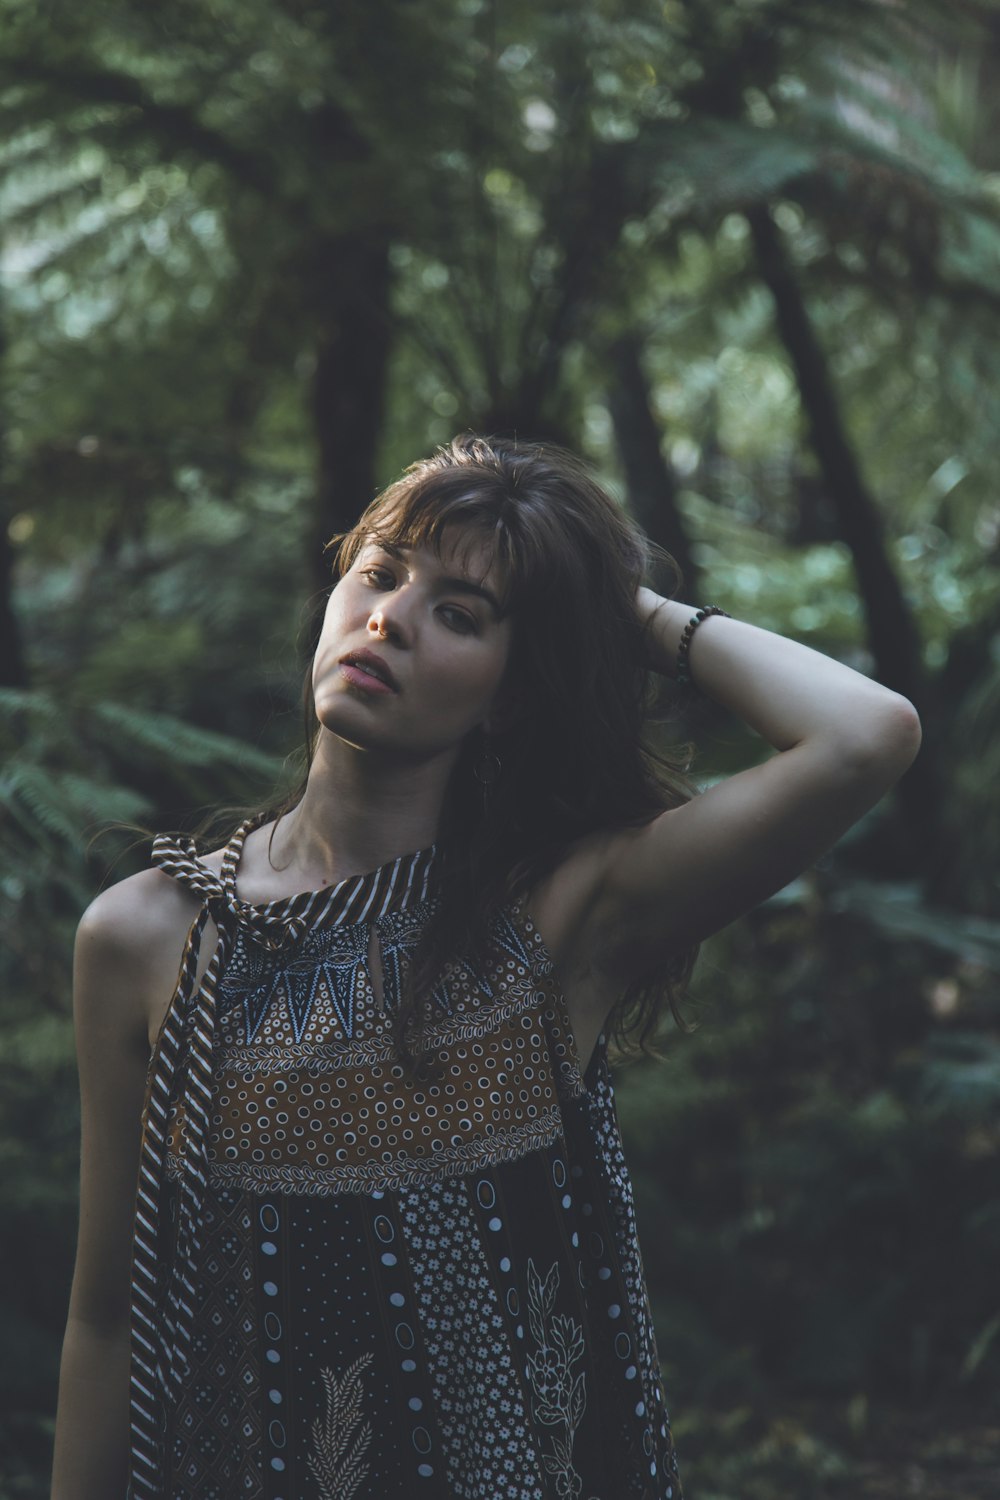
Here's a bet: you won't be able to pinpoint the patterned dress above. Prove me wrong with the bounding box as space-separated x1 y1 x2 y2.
128 813 684 1500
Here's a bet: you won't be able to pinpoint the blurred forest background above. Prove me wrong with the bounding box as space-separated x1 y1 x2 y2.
2 0 1000 1495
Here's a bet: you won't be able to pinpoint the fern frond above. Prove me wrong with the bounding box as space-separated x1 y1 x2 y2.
825 877 1000 970
57 772 153 827
0 687 65 741
0 764 81 847
91 700 278 776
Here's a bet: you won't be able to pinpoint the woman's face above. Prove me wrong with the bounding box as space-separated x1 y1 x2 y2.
312 523 516 764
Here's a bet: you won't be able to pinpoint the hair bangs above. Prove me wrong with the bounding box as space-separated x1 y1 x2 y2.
332 467 550 621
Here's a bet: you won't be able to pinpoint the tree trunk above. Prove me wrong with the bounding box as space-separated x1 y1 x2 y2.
746 203 944 870
0 520 26 687
607 331 700 600
309 233 394 606
0 290 26 688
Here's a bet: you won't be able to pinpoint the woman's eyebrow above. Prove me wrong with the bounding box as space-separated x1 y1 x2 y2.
373 538 503 618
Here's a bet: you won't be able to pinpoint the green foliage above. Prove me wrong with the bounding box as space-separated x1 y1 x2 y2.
617 883 1000 1489
1 0 999 1494
0 684 280 889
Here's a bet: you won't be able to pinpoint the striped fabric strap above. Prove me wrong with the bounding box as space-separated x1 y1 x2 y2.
162 922 231 1396
127 846 236 1499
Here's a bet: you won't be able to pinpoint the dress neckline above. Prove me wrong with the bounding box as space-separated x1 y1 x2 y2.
151 809 439 949
220 809 439 911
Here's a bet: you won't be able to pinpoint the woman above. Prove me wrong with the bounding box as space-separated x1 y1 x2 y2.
52 433 921 1499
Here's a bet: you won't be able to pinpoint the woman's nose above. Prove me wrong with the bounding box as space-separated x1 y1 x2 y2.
367 598 405 642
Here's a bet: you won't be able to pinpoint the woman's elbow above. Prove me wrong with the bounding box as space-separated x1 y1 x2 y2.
851 695 922 775
886 695 922 761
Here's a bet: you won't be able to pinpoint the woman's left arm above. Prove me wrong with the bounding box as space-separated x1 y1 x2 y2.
587 591 922 976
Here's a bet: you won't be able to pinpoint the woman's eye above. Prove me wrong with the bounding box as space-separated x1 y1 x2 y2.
360 567 476 633
440 606 477 634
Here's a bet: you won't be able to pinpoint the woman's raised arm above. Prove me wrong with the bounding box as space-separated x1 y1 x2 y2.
589 592 922 979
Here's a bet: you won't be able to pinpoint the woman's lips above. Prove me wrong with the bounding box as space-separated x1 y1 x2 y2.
339 661 397 694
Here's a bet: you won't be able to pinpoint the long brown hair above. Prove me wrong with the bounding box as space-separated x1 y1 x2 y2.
251 432 701 1076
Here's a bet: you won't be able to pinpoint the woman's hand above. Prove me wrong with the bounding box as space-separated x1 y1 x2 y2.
634 587 696 678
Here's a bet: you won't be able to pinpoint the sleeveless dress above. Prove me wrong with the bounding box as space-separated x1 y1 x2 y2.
128 813 684 1500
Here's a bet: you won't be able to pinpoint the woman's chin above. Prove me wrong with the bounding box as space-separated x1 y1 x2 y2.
313 710 381 752
316 719 473 775
313 685 384 732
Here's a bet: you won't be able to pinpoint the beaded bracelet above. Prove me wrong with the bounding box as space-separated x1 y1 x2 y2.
675 605 732 691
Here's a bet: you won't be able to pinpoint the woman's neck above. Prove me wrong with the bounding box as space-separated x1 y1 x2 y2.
261 730 457 889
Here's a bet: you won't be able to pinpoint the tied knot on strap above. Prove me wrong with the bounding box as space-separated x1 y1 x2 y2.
150 821 308 950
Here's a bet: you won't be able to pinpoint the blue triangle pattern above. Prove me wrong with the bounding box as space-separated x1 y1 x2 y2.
462 956 495 1000
373 908 427 1016
242 971 283 1044
431 977 454 1013
325 960 361 1041
236 923 375 1044
490 910 533 969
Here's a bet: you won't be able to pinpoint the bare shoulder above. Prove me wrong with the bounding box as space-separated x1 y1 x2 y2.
78 865 203 960
76 867 209 1048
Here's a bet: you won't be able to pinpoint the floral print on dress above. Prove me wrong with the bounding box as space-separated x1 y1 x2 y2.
525 1258 590 1500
